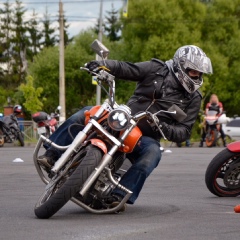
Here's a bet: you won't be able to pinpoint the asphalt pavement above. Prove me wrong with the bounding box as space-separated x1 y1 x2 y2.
0 144 240 240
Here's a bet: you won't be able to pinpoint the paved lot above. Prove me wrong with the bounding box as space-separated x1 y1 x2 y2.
0 144 240 240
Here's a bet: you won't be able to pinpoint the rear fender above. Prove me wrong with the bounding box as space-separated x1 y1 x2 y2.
227 141 240 152
88 139 107 154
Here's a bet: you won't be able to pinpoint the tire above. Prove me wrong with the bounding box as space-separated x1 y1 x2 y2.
17 131 24 147
205 129 218 147
176 142 182 147
0 136 4 147
34 145 103 219
205 148 240 197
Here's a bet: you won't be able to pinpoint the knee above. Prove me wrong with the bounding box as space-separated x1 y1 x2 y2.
69 106 92 124
137 144 161 174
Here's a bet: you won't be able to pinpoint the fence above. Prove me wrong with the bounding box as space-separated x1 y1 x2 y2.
19 121 38 141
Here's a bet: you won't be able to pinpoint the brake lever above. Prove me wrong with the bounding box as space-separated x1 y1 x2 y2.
146 112 167 140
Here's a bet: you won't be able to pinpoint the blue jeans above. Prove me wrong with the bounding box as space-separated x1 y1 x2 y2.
47 106 162 204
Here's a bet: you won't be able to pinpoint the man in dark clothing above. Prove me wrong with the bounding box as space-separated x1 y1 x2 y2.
38 45 213 205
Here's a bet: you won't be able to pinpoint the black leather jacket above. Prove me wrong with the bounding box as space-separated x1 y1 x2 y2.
102 58 202 142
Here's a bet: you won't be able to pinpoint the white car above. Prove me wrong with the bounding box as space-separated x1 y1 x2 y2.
222 117 240 141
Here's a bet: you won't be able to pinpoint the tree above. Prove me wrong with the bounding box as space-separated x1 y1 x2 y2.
11 0 29 84
18 75 45 114
202 0 240 115
27 9 43 62
0 0 14 81
57 16 73 47
42 7 57 48
104 4 122 41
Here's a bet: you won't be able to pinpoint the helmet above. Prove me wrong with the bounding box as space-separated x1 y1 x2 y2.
13 105 22 114
173 45 213 93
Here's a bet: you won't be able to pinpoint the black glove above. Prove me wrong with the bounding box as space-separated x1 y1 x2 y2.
85 60 100 72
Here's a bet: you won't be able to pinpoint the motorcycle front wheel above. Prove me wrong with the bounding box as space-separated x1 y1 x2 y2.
17 131 24 146
205 129 218 147
205 148 240 197
34 145 103 219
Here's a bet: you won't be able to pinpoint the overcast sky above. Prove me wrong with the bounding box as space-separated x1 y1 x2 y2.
0 0 124 37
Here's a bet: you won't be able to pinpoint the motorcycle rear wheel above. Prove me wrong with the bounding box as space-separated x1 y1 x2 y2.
205 129 218 147
205 148 240 197
34 145 103 219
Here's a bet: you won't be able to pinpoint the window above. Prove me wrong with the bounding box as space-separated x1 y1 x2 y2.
227 119 240 127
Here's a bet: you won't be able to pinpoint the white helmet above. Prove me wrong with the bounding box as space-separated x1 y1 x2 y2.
173 45 213 93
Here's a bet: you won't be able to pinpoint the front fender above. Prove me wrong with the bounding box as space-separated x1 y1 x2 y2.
227 141 240 152
88 139 107 154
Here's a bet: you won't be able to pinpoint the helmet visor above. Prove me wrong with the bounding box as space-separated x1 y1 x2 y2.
182 55 213 74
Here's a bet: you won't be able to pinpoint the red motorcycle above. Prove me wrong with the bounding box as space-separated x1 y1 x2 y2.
32 106 61 138
205 141 240 196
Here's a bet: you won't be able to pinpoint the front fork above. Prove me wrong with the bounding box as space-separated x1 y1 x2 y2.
33 103 133 213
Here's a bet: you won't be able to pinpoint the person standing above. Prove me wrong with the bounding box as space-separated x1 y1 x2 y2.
199 94 226 147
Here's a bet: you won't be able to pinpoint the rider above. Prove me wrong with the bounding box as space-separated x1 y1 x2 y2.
38 45 213 206
199 94 226 147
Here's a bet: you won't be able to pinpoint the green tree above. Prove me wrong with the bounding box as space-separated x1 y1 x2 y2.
0 0 14 82
42 8 57 48
18 75 45 114
104 4 122 41
11 0 29 84
57 16 73 47
28 30 100 117
202 0 240 115
27 9 43 62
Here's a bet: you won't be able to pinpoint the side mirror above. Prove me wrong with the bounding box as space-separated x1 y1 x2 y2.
168 104 187 122
91 39 109 59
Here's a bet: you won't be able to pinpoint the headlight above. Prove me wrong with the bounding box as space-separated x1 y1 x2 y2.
108 105 131 131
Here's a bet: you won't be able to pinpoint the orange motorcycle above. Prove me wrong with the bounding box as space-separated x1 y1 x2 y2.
33 40 185 219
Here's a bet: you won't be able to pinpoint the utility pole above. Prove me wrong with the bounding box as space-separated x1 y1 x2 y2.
96 0 103 105
59 0 66 122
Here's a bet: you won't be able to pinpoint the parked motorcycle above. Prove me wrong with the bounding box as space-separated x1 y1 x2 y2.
33 39 187 219
0 105 24 147
32 106 61 138
0 113 4 147
205 140 240 197
204 110 229 147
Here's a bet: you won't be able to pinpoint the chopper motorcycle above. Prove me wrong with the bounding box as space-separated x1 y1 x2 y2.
32 106 61 138
205 141 240 197
33 40 186 219
0 105 24 147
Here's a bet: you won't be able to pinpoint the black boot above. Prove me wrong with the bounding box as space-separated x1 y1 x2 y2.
38 149 60 169
223 138 227 147
199 140 204 147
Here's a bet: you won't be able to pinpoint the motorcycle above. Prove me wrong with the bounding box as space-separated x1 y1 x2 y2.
33 39 187 219
0 106 24 147
0 113 4 147
205 141 240 197
32 106 61 138
203 110 229 147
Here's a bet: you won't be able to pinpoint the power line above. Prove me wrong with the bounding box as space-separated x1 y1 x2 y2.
3 0 122 4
